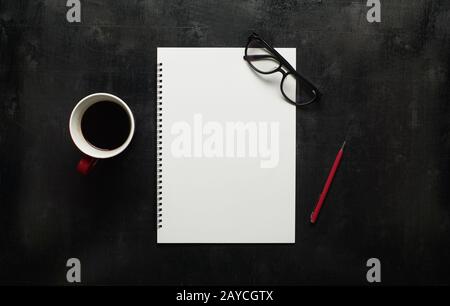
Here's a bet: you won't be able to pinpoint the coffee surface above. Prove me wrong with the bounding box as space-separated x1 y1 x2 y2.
81 101 130 150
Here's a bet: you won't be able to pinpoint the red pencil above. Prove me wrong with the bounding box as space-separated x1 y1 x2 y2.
310 141 346 224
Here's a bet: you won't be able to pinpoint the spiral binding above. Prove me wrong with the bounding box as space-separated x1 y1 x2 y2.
157 63 163 229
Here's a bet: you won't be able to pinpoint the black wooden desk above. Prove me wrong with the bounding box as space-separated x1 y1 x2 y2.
0 0 449 285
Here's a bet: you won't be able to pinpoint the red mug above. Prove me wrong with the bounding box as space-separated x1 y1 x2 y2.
69 93 135 174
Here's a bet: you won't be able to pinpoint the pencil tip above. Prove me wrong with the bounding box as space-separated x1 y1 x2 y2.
341 141 346 149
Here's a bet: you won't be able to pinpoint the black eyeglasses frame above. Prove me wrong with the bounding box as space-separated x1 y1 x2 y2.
243 33 321 107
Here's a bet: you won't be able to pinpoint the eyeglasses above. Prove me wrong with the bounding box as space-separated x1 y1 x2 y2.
243 33 321 106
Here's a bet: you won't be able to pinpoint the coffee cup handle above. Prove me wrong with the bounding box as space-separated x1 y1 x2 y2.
77 156 98 175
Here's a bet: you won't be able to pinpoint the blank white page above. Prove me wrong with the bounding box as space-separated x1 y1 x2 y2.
157 48 296 243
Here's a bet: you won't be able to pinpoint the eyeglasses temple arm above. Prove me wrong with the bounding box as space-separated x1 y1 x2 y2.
243 54 278 61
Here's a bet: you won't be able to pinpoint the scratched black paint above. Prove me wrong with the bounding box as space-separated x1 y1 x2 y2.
0 0 449 285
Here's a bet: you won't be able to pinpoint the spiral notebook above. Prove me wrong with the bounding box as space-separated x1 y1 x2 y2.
157 48 296 243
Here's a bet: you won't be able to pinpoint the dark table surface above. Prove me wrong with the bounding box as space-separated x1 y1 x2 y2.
0 0 449 285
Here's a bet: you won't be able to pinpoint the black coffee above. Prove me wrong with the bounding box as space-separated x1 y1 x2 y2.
81 101 130 150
